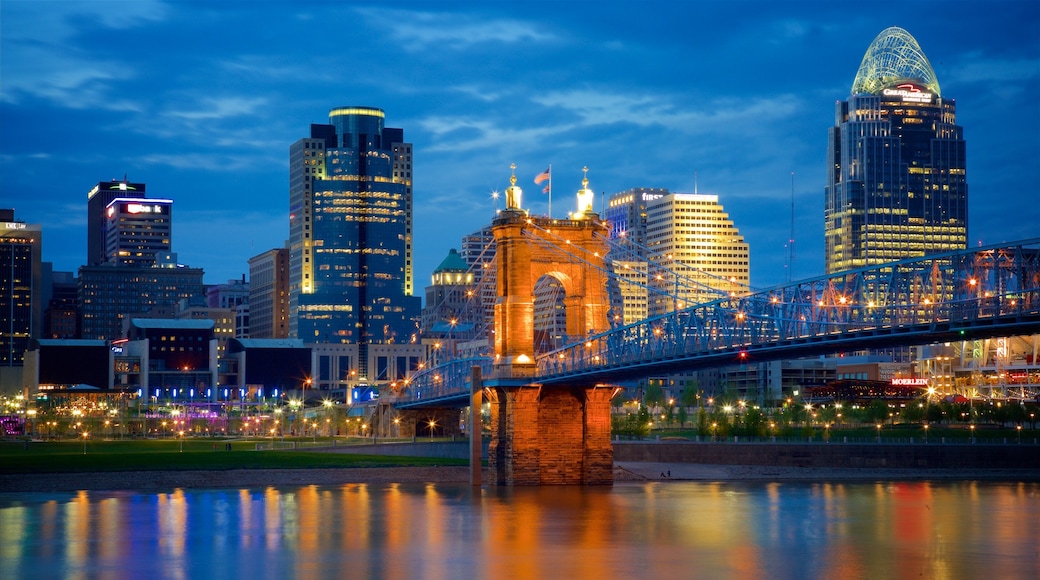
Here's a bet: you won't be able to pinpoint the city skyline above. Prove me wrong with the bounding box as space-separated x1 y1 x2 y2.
2 1 1037 291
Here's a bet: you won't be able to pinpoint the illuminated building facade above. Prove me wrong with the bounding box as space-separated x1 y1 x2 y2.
78 265 205 341
288 107 420 364
1 210 42 374
421 249 481 341
825 26 967 273
104 197 173 268
248 248 289 339
87 179 146 266
604 188 667 325
459 226 497 342
645 193 750 313
610 260 649 326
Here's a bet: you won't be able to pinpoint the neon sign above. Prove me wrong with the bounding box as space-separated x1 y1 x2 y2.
882 83 933 104
890 378 929 386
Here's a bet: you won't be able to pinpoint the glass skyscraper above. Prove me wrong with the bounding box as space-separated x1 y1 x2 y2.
825 27 967 273
288 107 419 350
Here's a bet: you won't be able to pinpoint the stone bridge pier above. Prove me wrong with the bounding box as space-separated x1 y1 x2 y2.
485 381 617 485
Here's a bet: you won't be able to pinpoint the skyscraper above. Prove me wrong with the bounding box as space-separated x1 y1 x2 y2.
645 193 750 313
87 179 146 266
248 248 289 339
1 210 42 375
604 188 667 324
104 197 173 267
825 27 967 273
288 107 419 354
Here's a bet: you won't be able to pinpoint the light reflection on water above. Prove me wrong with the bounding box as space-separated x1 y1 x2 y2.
2 481 1039 579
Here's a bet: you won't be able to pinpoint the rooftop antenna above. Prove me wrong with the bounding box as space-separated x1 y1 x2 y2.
786 171 795 283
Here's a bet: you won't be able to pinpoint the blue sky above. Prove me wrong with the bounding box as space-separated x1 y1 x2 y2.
2 1 1038 292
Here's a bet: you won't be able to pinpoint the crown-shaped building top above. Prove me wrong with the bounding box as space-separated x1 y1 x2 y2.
851 26 941 97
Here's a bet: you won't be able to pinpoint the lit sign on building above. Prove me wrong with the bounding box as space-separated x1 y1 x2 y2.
127 203 166 214
882 83 933 104
890 378 929 386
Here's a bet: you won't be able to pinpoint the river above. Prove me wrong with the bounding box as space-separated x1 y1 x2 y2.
2 480 1038 579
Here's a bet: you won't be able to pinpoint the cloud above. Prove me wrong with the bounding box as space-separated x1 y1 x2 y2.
946 52 1040 85
0 0 168 108
531 89 803 134
354 7 553 52
419 117 571 154
166 97 268 121
137 152 265 172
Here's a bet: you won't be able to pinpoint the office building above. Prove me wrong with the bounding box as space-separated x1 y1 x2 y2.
1 211 42 389
78 265 205 341
459 226 496 342
87 179 146 266
104 197 173 267
825 26 967 273
248 248 289 339
604 188 667 325
421 249 482 341
645 193 750 313
288 107 420 358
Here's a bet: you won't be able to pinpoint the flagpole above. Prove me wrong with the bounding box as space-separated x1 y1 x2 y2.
547 164 552 218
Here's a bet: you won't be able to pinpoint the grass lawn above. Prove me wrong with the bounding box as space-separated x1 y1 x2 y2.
0 438 467 474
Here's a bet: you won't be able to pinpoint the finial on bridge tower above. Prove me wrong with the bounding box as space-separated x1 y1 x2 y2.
505 163 523 210
574 165 595 218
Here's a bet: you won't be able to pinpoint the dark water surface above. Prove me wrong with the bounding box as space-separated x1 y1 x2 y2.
2 480 1038 579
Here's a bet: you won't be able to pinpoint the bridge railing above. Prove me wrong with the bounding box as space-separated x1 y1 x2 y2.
386 356 494 404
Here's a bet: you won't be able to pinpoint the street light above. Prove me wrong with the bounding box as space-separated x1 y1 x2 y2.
82 431 89 455
428 419 437 440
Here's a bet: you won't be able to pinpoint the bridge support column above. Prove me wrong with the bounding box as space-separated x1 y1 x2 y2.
487 383 615 485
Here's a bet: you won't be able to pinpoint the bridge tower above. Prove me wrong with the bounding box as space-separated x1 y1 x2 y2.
486 167 617 484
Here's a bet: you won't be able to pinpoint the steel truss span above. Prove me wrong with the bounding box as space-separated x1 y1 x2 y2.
396 239 1040 404
543 239 1040 385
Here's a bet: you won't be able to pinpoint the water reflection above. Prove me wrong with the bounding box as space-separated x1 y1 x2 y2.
2 481 1038 578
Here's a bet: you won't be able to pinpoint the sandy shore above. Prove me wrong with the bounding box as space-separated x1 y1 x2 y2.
2 463 1037 493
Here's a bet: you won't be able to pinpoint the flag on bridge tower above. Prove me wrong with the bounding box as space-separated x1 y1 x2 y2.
534 166 551 189
535 165 552 216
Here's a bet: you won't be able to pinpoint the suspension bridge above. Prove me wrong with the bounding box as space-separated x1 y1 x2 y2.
387 178 1039 483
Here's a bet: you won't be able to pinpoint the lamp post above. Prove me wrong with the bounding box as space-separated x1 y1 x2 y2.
428 419 437 440
82 431 89 455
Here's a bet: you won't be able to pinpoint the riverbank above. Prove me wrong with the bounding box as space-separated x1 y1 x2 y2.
3 462 1039 493
614 462 1040 482
0 466 474 492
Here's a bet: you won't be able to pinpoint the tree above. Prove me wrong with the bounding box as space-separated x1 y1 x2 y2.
644 382 665 409
680 384 700 408
677 405 689 429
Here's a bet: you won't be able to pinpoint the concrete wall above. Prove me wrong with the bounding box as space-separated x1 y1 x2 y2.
613 441 1040 470
326 440 485 460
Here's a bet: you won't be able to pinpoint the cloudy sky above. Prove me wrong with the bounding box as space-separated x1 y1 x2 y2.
2 0 1038 292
